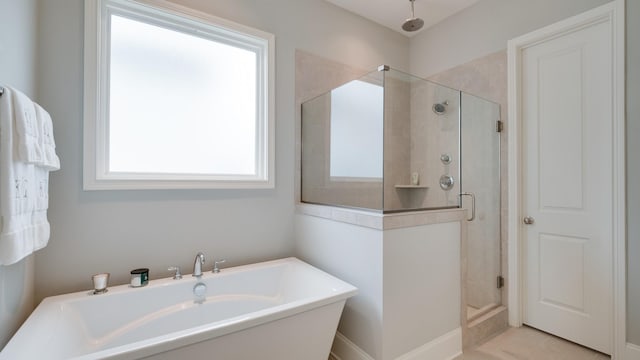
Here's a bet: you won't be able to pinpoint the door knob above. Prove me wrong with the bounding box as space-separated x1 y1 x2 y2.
523 216 535 225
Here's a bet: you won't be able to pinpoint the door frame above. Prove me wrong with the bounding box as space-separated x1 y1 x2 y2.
507 1 626 358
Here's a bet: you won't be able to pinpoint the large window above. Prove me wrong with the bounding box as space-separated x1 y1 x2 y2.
84 0 274 189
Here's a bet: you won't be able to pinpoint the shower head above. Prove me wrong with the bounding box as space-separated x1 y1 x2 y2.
432 101 448 115
402 0 424 32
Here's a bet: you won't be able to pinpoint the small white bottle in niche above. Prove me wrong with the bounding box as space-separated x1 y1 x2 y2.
410 172 420 185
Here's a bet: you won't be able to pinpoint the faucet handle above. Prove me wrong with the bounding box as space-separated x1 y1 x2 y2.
213 259 226 273
168 266 182 280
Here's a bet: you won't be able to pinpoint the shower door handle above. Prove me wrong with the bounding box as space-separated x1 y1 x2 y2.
460 192 475 221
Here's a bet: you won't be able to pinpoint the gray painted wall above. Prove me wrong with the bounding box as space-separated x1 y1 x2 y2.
626 0 640 347
0 0 38 349
409 0 611 77
34 0 409 301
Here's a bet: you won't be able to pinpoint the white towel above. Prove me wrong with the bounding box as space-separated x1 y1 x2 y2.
10 87 43 165
0 87 55 266
35 103 60 170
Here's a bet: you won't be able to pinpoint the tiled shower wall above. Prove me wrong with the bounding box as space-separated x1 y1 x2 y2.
429 50 508 292
382 75 411 211
301 91 384 210
296 51 465 212
296 50 378 209
297 51 418 212
428 50 509 346
408 81 461 210
460 93 501 309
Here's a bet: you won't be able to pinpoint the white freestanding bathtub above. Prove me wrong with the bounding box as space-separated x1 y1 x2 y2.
0 257 357 360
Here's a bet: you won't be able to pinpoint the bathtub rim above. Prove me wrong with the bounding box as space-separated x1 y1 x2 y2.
3 257 357 360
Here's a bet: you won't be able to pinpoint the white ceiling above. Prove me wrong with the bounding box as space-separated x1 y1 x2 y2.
325 0 480 37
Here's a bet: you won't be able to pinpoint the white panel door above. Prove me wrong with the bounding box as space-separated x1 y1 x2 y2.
521 15 613 354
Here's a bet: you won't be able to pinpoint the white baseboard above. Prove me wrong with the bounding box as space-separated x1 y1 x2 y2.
394 327 462 360
332 332 375 360
331 328 462 360
624 342 640 359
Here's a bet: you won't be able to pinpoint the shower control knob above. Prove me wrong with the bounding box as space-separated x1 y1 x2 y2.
439 175 455 191
523 216 535 225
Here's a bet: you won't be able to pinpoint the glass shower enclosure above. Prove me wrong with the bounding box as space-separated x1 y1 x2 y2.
461 92 502 319
301 66 460 212
300 65 502 320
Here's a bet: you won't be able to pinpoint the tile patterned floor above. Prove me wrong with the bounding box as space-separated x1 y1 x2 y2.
455 326 610 360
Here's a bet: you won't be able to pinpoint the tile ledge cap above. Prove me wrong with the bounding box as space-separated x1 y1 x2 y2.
296 203 466 229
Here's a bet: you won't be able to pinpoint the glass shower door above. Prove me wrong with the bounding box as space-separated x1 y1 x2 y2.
461 93 501 319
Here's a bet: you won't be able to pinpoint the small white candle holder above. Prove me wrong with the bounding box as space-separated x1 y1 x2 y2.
92 273 110 294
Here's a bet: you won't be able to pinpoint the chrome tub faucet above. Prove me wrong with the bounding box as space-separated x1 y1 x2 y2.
193 252 205 277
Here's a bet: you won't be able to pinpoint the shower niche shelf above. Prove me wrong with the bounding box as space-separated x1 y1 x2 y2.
394 185 429 189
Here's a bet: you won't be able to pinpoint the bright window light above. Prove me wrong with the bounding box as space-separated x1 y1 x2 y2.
83 0 274 189
109 15 257 175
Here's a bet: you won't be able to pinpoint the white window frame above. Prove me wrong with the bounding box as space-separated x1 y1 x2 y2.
83 0 275 190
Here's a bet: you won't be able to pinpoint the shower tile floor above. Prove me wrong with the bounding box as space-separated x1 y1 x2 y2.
454 326 610 360
467 304 499 321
